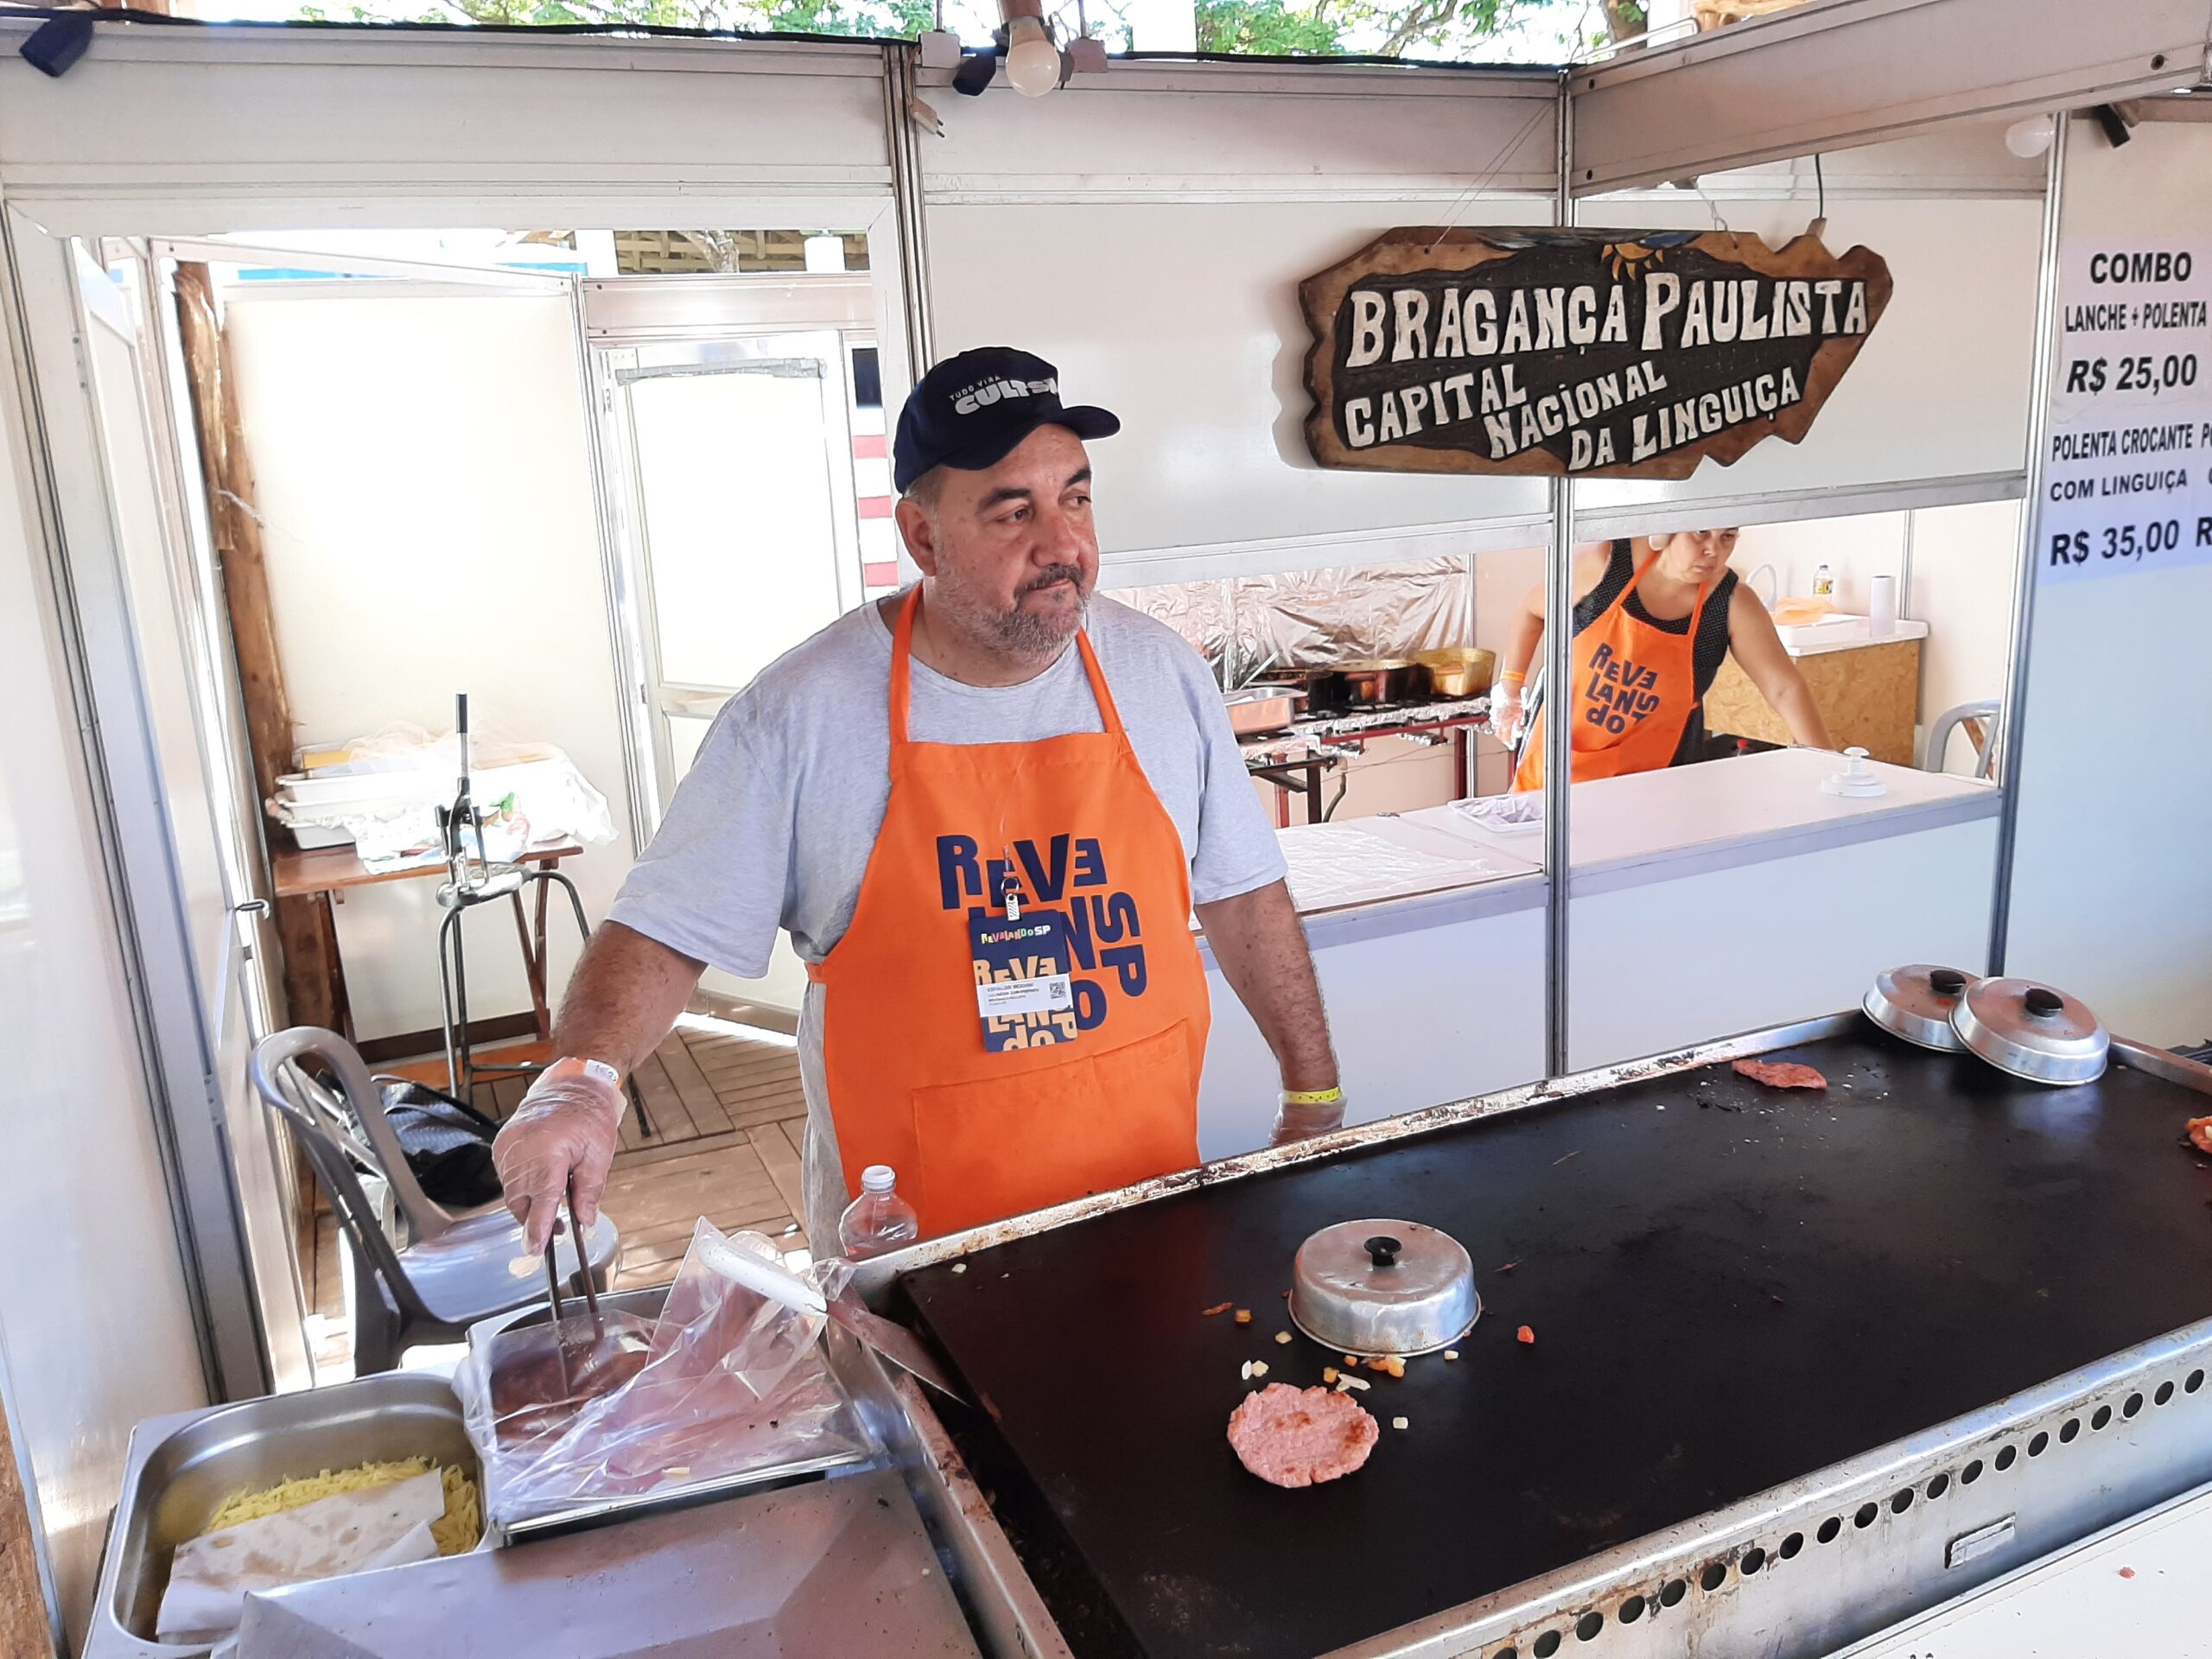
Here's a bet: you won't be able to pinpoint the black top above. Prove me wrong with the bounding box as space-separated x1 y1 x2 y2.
899 1034 2212 1659
1529 538 1741 766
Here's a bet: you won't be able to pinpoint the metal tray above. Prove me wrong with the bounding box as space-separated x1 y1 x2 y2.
464 1284 875 1541
84 1370 484 1659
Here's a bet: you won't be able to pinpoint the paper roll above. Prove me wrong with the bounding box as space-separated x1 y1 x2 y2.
1868 574 1897 638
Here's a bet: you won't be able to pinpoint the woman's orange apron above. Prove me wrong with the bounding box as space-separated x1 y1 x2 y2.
1514 556 1718 791
805 587 1209 1239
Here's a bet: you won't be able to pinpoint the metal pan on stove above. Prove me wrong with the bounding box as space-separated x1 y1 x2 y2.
1863 964 1976 1052
1950 976 2109 1085
1287 1219 1478 1358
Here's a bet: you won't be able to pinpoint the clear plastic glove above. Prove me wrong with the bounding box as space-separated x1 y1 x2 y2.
1269 1093 1346 1148
493 1062 626 1254
1489 686 1524 748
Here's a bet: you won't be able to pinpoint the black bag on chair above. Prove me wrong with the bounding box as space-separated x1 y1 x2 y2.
377 1078 505 1209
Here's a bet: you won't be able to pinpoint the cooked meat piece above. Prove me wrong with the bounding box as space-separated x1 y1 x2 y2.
1733 1058 1828 1090
2188 1116 2212 1155
1227 1383 1378 1488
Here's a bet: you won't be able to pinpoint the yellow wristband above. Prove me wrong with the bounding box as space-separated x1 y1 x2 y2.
1280 1086 1344 1107
1500 670 1527 687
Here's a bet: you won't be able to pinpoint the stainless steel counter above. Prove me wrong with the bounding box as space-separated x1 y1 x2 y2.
90 1019 2212 1659
849 1014 2212 1659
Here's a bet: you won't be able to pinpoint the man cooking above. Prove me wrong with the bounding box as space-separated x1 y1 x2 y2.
1493 528 1833 789
493 346 1344 1255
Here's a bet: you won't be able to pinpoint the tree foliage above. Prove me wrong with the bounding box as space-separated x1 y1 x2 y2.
303 0 933 32
1193 0 1344 55
296 0 1643 55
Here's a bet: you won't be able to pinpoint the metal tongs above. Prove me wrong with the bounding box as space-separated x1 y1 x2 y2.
542 1177 606 1395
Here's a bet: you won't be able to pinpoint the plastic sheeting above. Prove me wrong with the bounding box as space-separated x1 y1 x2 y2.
1122 557 1474 689
457 1223 869 1532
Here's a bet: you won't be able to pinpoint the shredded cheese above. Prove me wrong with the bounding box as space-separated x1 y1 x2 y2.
204 1460 481 1557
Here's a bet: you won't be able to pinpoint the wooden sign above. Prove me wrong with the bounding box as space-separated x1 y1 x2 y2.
1300 227 1892 480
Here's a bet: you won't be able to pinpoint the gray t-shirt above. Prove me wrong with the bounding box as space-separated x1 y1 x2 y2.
607 591 1286 1243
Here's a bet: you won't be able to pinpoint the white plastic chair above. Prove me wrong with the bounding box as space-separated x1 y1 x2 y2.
251 1026 618 1373
1923 700 2002 779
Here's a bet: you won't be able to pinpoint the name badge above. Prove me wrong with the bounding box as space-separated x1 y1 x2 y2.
976 975 1074 1018
969 909 1079 1052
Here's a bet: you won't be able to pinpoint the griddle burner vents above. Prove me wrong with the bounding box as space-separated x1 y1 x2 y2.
1453 1360 2212 1659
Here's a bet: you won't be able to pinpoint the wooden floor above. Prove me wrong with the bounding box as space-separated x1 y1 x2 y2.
308 1015 810 1381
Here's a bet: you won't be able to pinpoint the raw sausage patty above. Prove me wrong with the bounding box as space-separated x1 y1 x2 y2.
1228 1383 1379 1488
1733 1058 1829 1091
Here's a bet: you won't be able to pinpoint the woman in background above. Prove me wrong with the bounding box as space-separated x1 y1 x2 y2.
1493 529 1832 790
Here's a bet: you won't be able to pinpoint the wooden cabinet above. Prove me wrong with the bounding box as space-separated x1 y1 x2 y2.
1704 638 1922 766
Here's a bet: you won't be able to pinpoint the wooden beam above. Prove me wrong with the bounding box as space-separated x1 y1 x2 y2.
0 1386 57 1659
173 263 333 1278
171 263 340 1033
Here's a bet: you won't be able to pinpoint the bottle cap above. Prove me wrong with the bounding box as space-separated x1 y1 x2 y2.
861 1164 898 1194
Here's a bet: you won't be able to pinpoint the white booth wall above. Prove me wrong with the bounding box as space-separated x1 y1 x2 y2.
918 63 1562 578
0 31 2178 1643
0 296 208 1645
923 89 2052 1127
224 289 634 1043
0 31 912 1643
2007 118 2212 1046
1574 130 2046 518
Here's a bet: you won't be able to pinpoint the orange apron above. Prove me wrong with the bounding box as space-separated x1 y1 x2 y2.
1514 556 1718 791
805 587 1209 1239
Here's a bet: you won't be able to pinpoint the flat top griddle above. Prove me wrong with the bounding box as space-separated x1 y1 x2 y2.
897 1030 2212 1659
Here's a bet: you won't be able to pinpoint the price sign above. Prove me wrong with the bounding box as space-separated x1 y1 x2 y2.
2037 241 2212 583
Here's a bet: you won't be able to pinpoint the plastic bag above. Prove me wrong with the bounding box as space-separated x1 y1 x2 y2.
458 1221 868 1528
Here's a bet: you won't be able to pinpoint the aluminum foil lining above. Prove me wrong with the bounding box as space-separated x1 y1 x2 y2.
1120 557 1474 688
1118 575 1236 671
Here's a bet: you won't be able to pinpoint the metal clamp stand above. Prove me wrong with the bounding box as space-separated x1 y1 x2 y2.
433 694 652 1137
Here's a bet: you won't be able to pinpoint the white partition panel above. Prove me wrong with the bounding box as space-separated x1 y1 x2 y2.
2005 120 2212 1046
1569 818 2000 1071
1567 0 2212 194
921 62 1558 202
0 24 893 232
0 257 209 1651
1199 893 1548 1160
921 67 1560 575
1570 193 2046 516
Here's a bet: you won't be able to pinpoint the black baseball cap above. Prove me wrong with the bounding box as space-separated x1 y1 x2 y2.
893 346 1120 495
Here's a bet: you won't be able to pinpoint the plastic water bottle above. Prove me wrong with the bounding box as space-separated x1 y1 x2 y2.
838 1165 920 1259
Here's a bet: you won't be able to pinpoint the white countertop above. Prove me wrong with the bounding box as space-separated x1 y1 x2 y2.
1220 749 1999 951
1774 613 1929 658
1408 747 1999 896
1274 815 1541 916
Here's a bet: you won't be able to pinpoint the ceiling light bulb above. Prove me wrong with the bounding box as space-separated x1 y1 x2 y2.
2004 113 2056 159
1005 16 1062 97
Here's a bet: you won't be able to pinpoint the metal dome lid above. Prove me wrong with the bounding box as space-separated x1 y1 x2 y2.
1864 964 1976 1052
1287 1219 1478 1360
1951 976 2109 1086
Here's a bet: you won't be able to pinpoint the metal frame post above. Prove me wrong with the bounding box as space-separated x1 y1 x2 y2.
882 45 938 378
1986 113 2070 975
1542 73 1577 1078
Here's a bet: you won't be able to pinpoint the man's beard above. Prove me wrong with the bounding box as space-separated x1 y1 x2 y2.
949 564 1091 657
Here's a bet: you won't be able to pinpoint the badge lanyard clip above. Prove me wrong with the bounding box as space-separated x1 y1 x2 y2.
999 846 1022 920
